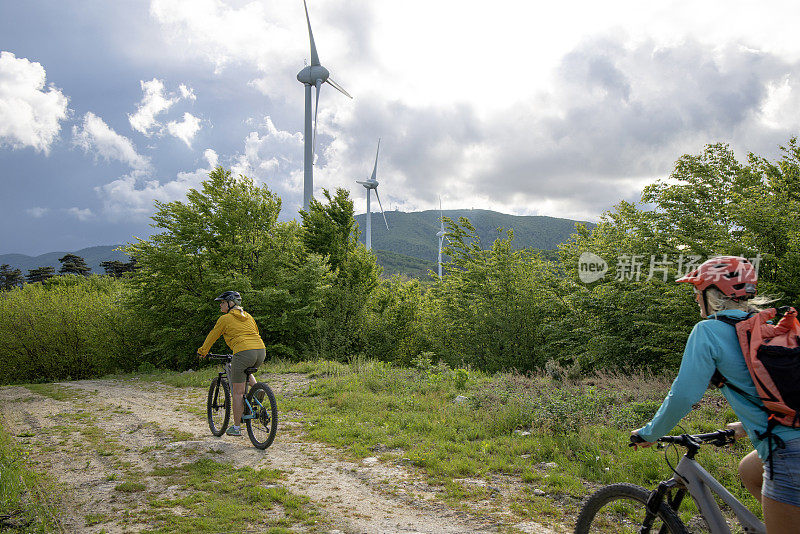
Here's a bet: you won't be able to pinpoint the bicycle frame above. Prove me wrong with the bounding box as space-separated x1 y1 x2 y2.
214 364 260 421
670 454 765 534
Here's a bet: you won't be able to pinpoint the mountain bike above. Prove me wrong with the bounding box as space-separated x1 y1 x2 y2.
575 429 764 533
206 353 278 449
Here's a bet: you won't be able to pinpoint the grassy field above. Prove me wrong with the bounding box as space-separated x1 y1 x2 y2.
0 416 61 532
1 358 762 531
256 358 759 527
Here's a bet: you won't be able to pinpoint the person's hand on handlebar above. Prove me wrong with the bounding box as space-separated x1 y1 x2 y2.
725 421 746 439
197 351 205 359
630 430 655 450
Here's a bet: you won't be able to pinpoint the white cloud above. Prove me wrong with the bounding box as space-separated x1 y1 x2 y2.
128 78 178 135
66 207 94 221
166 112 201 148
229 116 303 194
179 84 196 100
149 0 297 82
0 51 69 154
26 207 49 218
96 150 218 220
73 112 150 170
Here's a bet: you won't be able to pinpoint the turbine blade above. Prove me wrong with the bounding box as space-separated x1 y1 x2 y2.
303 0 320 66
374 189 389 229
326 78 352 99
313 79 321 161
370 138 380 181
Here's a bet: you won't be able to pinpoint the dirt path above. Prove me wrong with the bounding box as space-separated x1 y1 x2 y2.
0 376 562 533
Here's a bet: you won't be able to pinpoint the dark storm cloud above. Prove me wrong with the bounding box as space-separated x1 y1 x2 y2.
468 37 797 211
327 96 485 203
327 36 800 218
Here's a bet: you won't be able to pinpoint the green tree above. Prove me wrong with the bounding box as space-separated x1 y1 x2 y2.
429 217 573 373
124 166 330 368
301 188 381 360
0 264 24 290
26 266 55 284
557 139 800 372
100 259 137 278
58 254 91 276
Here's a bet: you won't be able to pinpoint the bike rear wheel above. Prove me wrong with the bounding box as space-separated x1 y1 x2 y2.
245 383 278 449
575 483 688 534
207 377 231 436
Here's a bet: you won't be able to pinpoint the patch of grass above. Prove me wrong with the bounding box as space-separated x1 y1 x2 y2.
0 416 61 532
115 481 146 493
24 383 85 401
166 429 196 442
146 458 325 532
85 512 108 525
283 359 761 526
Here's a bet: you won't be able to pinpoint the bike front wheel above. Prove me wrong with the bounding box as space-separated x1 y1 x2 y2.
207 377 230 436
575 483 688 534
245 383 278 450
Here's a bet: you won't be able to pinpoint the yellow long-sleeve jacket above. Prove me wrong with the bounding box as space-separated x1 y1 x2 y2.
198 308 266 355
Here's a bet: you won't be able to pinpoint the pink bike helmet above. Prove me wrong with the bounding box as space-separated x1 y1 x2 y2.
676 256 757 300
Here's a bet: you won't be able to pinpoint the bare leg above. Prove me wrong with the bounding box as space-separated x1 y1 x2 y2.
231 381 246 426
763 495 800 533
738 450 763 500
248 374 257 388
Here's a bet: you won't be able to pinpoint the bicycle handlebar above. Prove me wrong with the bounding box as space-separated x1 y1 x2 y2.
629 429 736 448
205 353 232 362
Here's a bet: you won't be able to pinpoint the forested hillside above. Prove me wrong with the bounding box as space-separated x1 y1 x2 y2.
356 209 592 263
1 211 589 280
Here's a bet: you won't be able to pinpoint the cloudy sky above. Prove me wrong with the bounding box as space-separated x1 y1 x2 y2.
3 1 800 255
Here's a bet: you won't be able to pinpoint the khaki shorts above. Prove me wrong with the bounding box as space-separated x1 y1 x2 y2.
228 348 266 383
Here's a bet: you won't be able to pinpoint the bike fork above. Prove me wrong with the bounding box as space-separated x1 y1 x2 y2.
641 480 682 534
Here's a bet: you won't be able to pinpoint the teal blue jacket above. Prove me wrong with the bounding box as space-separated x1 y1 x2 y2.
637 309 800 460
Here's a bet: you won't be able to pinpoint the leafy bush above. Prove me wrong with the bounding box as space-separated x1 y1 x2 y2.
0 276 139 383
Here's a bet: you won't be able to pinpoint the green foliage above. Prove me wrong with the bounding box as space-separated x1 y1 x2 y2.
58 253 91 276
124 167 330 368
430 217 574 373
0 264 24 290
0 276 140 383
363 277 433 366
0 419 61 531
557 139 800 371
25 266 54 284
302 188 381 361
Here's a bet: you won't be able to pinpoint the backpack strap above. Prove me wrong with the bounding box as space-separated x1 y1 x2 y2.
711 313 787 477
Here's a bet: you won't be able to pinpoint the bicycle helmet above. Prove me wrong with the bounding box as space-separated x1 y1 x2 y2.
214 291 242 306
676 256 757 300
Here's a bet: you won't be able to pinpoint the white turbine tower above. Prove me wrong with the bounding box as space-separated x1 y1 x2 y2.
297 0 352 212
356 139 389 251
436 197 446 278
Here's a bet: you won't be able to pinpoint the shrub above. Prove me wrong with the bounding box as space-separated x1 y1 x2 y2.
0 276 137 383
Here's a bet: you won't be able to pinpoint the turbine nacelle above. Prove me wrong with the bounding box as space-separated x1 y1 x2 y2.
297 65 330 85
356 179 379 190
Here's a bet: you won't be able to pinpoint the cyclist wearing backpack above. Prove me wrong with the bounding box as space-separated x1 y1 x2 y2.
197 291 266 437
632 256 800 532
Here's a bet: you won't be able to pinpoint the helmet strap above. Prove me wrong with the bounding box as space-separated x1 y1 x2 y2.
701 289 710 317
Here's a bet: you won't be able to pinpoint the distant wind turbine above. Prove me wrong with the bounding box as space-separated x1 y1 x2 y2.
297 0 352 211
436 197 446 278
356 139 389 251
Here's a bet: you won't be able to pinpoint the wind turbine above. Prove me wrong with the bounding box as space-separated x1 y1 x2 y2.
436 197 446 278
297 0 352 211
356 139 389 251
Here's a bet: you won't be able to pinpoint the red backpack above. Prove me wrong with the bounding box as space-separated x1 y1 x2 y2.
711 307 800 472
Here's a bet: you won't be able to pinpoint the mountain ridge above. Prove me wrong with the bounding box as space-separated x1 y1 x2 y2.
1 210 593 277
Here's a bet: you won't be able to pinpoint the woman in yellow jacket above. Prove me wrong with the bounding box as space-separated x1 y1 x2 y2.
198 291 266 436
